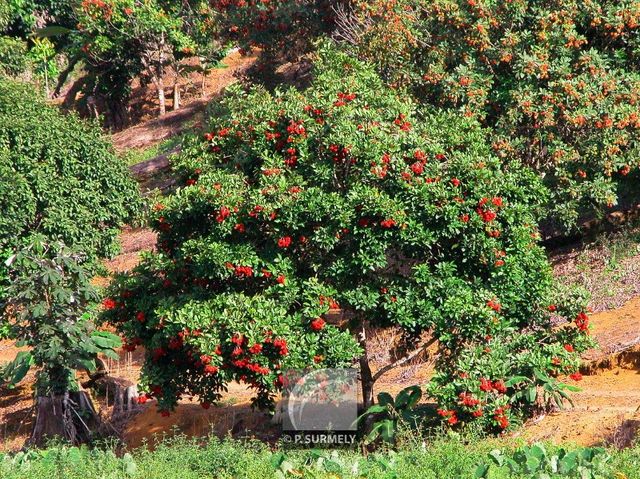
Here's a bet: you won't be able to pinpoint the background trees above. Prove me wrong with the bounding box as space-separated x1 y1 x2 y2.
72 0 225 127
339 0 640 229
0 79 140 298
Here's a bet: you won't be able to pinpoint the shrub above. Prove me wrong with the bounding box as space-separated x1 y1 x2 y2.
0 435 635 478
0 36 29 77
0 79 140 297
103 45 590 430
343 0 640 228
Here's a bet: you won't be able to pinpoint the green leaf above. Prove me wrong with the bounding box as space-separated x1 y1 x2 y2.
505 376 528 387
394 385 422 410
488 450 504 467
377 391 394 407
2 351 33 387
73 358 96 372
364 404 388 415
378 419 396 443
101 349 120 360
91 331 122 349
474 464 489 478
123 453 137 477
529 444 546 460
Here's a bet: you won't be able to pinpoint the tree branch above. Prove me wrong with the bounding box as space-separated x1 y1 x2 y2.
372 336 438 384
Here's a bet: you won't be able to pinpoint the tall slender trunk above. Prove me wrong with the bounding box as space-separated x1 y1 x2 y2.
44 66 50 98
172 76 180 111
157 71 166 116
157 35 166 116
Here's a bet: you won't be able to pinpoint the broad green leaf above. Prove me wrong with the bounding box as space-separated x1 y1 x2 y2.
91 331 122 349
2 351 33 387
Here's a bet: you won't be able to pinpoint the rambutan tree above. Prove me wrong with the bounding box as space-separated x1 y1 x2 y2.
212 0 341 58
103 45 591 432
338 0 640 228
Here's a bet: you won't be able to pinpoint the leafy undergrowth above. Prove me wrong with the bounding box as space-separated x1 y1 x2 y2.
1 434 639 479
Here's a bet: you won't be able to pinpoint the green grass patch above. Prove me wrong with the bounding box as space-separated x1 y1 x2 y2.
1 434 639 479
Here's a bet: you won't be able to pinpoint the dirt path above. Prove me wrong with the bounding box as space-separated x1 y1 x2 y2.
112 49 258 153
521 298 640 446
522 364 640 447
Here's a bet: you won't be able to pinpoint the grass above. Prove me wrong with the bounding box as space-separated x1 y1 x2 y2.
2 433 640 479
119 132 189 167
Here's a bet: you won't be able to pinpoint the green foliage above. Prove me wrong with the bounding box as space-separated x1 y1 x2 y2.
0 78 140 296
212 0 338 58
0 35 28 76
0 435 635 479
358 386 429 444
344 0 640 228
28 37 57 92
103 45 589 429
73 0 222 121
475 443 611 479
0 238 121 395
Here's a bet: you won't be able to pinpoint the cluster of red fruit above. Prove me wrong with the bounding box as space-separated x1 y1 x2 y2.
486 299 502 313
334 92 357 107
479 378 507 394
476 197 503 223
329 144 352 164
394 113 412 131
575 311 589 332
303 104 325 124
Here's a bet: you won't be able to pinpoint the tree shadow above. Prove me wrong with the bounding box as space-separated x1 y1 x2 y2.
123 401 281 450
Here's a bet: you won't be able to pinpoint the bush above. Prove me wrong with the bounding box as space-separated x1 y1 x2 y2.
103 45 589 430
0 36 29 77
0 78 140 293
344 0 640 228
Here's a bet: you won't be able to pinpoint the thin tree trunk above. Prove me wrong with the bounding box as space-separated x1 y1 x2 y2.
52 55 80 98
358 321 374 410
157 73 166 116
173 79 180 111
44 66 50 98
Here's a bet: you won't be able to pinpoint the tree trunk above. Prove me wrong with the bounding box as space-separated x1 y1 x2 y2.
52 55 80 99
358 321 374 410
157 73 166 116
107 97 129 131
28 391 103 447
61 77 87 110
172 80 180 111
